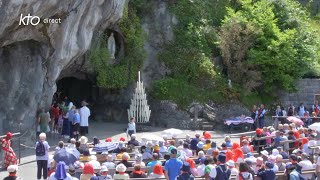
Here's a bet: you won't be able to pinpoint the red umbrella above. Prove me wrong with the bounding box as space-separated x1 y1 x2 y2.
287 116 304 126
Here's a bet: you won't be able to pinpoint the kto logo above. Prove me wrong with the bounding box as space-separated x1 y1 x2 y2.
19 13 40 26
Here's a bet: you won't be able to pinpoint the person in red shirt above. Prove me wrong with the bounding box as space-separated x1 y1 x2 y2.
50 103 60 133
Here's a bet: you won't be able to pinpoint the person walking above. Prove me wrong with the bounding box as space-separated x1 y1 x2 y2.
37 108 50 136
126 117 136 138
80 101 90 136
35 133 50 180
164 149 183 180
68 105 76 138
51 103 60 133
73 109 81 140
1 132 17 169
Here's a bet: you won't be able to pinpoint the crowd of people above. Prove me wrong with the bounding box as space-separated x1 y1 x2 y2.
3 100 320 179
2 121 319 180
37 96 91 140
251 101 320 129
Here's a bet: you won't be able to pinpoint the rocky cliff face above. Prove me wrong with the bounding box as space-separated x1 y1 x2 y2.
0 0 125 134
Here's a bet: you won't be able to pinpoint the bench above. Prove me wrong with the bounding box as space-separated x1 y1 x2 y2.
201 122 213 130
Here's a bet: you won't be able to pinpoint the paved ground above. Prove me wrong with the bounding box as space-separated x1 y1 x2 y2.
0 121 245 179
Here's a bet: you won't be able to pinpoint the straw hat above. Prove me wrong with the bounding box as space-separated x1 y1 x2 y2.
80 136 88 144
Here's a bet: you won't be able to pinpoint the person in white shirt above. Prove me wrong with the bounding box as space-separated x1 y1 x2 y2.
127 117 136 137
79 101 90 135
196 158 206 177
298 153 314 180
226 160 239 176
276 155 286 171
182 143 193 157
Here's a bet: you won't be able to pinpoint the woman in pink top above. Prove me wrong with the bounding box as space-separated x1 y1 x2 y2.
263 127 271 145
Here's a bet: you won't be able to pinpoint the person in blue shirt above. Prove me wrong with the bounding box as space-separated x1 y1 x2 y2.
272 131 282 148
257 104 266 128
72 109 81 140
190 133 200 156
165 148 183 180
257 162 276 180
147 153 162 174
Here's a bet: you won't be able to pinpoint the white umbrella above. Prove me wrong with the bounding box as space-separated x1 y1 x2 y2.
309 123 320 132
141 134 164 142
162 128 183 138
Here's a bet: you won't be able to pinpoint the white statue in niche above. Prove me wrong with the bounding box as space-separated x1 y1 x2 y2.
107 32 116 59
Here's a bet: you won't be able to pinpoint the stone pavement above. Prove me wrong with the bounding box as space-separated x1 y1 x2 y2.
0 121 243 179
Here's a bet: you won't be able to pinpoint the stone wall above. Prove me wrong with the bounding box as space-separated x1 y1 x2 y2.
279 79 320 108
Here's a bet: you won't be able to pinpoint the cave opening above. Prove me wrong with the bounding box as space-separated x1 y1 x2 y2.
56 77 94 108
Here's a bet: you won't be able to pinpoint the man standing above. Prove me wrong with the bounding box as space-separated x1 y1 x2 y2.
68 105 76 138
274 105 283 128
35 133 50 180
126 117 136 137
164 149 183 180
257 104 266 128
79 101 90 135
37 108 49 136
190 133 200 156
297 103 306 117
312 100 319 115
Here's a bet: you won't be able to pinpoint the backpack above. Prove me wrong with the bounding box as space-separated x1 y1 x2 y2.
239 172 250 180
217 165 231 180
35 140 46 156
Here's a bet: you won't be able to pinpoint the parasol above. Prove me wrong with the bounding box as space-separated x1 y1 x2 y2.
162 128 183 138
287 116 304 126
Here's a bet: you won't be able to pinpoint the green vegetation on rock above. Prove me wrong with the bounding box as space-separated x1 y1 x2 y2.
152 0 239 108
90 6 145 89
152 0 320 108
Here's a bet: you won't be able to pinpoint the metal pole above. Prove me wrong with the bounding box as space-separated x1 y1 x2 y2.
18 123 21 164
18 134 21 164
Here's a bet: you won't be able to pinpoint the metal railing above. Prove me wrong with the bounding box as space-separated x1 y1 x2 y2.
0 132 21 165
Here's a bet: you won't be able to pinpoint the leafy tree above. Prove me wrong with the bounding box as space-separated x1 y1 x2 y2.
219 0 320 94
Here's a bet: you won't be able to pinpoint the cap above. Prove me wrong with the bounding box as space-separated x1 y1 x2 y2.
7 165 18 173
171 148 178 155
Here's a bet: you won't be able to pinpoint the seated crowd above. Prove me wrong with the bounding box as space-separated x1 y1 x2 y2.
8 125 320 180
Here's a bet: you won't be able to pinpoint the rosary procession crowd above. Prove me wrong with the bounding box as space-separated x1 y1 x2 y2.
2 100 320 180
3 122 320 180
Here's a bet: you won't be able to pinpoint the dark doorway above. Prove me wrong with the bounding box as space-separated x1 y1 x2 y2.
56 77 93 108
